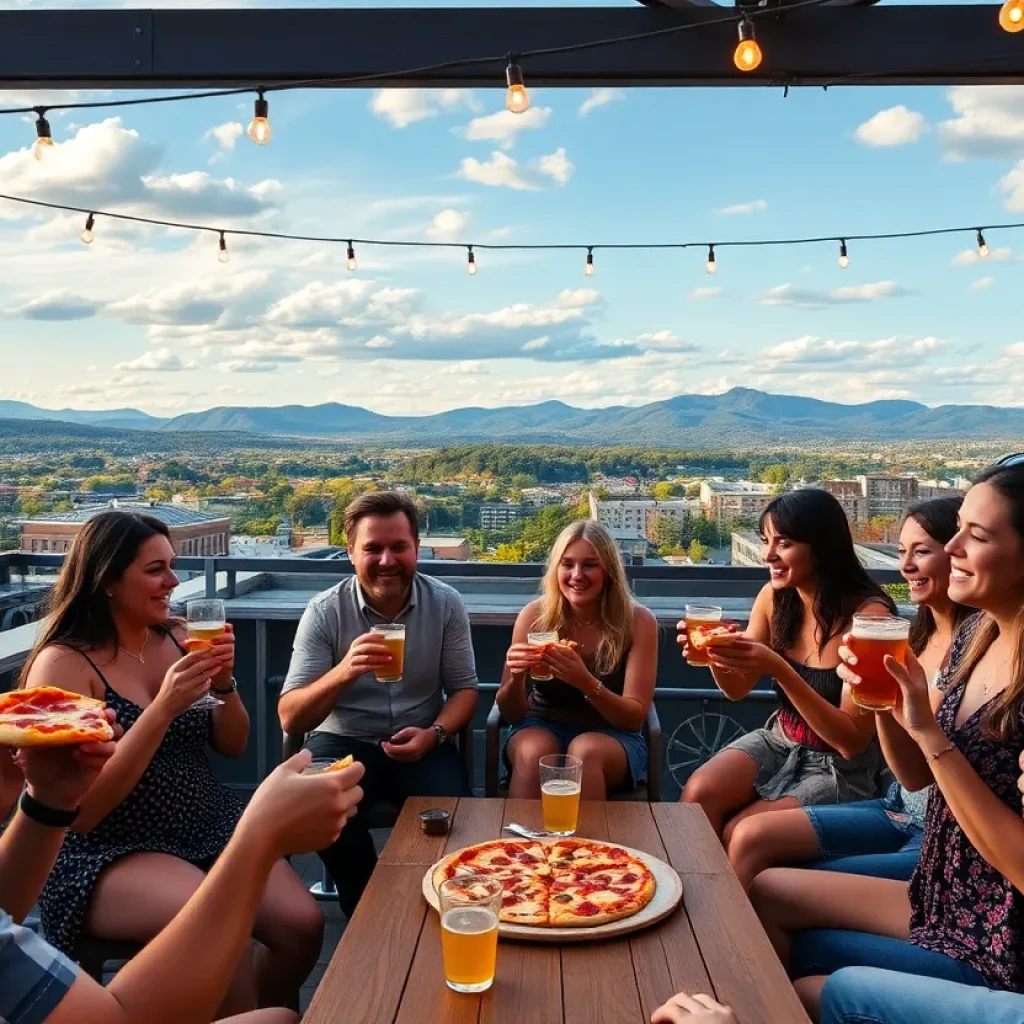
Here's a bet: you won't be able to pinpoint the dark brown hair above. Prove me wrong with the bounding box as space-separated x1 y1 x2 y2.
943 463 1024 742
344 491 420 544
759 488 895 656
902 496 973 656
20 510 172 685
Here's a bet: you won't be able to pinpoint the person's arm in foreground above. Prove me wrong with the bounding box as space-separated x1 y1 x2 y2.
47 751 364 1024
496 602 539 726
651 992 738 1024
0 714 118 922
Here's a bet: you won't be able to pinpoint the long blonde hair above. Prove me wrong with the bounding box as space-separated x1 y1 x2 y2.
533 520 633 676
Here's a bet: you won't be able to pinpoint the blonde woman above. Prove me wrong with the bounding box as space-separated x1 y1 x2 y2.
497 520 658 799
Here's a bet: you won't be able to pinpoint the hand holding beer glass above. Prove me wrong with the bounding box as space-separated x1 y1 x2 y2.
439 876 501 993
846 614 911 711
682 604 723 666
527 631 559 681
539 754 582 835
185 598 227 709
370 623 406 683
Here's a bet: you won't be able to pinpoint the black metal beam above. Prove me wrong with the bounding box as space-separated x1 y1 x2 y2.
0 6 1020 92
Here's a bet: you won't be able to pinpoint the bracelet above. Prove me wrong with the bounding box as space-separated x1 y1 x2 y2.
926 742 957 764
211 677 238 695
586 681 604 702
20 791 79 828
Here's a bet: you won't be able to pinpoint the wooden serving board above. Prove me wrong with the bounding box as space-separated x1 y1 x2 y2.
421 839 683 944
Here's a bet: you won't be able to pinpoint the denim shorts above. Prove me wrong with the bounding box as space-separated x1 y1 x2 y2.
805 786 923 864
502 713 647 789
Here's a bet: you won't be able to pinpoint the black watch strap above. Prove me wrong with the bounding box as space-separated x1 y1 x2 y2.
20 790 80 828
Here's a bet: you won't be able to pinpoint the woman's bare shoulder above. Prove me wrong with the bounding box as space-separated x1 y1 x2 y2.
25 645 104 698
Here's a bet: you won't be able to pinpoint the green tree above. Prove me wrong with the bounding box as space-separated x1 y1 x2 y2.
687 538 709 563
651 481 685 500
650 513 682 552
761 464 791 493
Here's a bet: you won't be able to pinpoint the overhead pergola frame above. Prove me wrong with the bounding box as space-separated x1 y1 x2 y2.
0 5 1020 93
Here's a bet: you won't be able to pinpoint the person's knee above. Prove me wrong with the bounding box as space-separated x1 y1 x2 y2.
681 769 716 807
267 893 324 954
566 734 607 765
510 733 557 771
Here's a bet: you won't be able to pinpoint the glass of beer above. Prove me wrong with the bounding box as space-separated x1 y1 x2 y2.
684 604 723 667
848 614 911 711
539 754 583 836
185 598 227 709
438 876 501 993
370 623 406 683
527 631 559 681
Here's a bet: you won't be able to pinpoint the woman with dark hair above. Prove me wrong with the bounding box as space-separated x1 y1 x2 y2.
24 511 324 1016
726 496 973 888
751 462 1024 1017
678 488 894 839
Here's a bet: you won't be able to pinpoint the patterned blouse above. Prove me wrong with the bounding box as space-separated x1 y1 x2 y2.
908 615 1024 991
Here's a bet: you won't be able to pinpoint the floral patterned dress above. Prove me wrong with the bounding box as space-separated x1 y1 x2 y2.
908 616 1024 991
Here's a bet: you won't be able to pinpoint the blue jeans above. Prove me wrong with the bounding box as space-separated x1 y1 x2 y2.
822 967 1024 1024
792 930 986 987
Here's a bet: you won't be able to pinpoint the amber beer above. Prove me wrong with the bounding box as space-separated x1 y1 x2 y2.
684 604 723 666
370 623 406 683
185 598 226 649
848 614 911 711
438 877 501 993
527 631 559 681
539 754 583 836
186 623 226 646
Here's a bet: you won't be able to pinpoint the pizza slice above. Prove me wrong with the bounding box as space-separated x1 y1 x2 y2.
0 686 114 747
689 623 741 650
497 873 549 926
546 838 633 872
432 839 549 893
549 854 656 927
302 754 355 775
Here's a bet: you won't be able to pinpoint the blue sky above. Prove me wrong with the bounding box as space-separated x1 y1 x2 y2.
0 0 1022 417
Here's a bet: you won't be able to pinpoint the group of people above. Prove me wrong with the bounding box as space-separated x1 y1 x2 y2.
0 459 1022 1024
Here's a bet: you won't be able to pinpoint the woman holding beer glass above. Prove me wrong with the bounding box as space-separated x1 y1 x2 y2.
678 489 895 838
749 461 1024 1015
21 510 324 1016
498 520 658 800
727 497 972 888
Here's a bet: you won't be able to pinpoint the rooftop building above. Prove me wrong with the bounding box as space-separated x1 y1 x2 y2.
419 536 471 560
699 480 774 522
588 494 699 542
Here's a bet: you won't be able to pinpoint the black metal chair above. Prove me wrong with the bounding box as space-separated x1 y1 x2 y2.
282 718 474 900
484 701 662 801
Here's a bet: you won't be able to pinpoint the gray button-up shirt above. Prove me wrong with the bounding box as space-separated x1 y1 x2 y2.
281 573 478 740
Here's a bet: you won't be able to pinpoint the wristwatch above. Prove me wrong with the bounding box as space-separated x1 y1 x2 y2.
432 723 447 747
20 790 80 828
212 677 238 695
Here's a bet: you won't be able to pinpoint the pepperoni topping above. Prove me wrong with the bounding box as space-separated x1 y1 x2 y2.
577 901 600 916
620 873 638 885
491 856 512 866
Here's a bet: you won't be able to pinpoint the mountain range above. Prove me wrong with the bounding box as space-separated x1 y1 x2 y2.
3 389 1024 446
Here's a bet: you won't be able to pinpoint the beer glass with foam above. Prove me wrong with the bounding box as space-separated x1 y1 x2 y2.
848 614 911 711
527 631 559 681
684 604 723 666
439 876 501 993
539 754 583 835
370 623 406 683
185 598 227 709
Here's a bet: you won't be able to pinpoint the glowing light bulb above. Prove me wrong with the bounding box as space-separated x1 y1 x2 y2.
838 240 850 270
585 248 595 277
81 213 96 246
467 247 478 275
218 232 230 263
346 242 357 272
977 230 990 259
999 0 1024 32
734 19 763 72
705 245 717 275
505 59 529 114
248 94 272 145
34 114 54 162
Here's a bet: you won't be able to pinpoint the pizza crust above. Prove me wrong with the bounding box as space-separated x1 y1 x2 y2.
0 686 114 747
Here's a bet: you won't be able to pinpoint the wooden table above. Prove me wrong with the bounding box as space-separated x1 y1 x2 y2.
305 798 809 1024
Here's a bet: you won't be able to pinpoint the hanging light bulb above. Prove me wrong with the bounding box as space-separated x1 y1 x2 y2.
585 247 595 277
346 241 358 272
838 239 850 270
217 231 230 264
705 245 717 275
999 0 1024 32
505 55 530 114
467 246 478 276
976 229 990 259
248 91 272 145
80 213 96 246
33 113 54 162
733 17 763 73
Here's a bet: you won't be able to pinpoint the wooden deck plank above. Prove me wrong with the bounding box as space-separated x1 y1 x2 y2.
377 795 459 866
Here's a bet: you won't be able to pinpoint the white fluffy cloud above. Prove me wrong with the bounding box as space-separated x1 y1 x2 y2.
758 281 910 309
854 106 928 147
536 148 574 186
204 122 244 151
996 160 1024 211
425 209 470 240
969 276 994 293
114 348 196 372
458 107 551 149
716 199 767 216
369 89 477 128
950 246 1014 266
5 290 99 321
105 271 270 326
456 148 574 190
760 335 947 369
578 89 625 117
688 287 724 300
938 86 1024 161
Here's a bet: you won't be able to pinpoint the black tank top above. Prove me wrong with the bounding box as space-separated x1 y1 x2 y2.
528 647 631 728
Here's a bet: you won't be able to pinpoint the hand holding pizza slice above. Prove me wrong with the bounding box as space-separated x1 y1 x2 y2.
0 686 116 747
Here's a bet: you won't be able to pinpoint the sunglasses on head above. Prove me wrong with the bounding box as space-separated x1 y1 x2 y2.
993 453 1024 468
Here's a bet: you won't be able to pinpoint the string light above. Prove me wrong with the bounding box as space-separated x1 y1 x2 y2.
734 17 763 73
248 91 272 145
705 245 717 275
976 229 990 258
33 113 54 162
346 241 357 272
838 239 850 269
467 245 478 275
80 213 95 246
1000 0 1024 32
585 247 595 277
505 55 530 114
217 231 229 263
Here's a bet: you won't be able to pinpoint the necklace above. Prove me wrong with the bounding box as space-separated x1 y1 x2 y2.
118 631 148 664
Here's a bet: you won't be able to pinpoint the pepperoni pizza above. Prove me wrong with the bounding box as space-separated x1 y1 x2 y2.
0 686 114 747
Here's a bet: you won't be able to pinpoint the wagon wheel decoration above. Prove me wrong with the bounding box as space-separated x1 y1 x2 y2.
667 701 747 789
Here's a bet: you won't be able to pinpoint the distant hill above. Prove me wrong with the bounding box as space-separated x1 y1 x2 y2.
4 389 1024 447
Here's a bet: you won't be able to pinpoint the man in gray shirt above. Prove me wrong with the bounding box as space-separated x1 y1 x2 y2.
279 491 478 915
